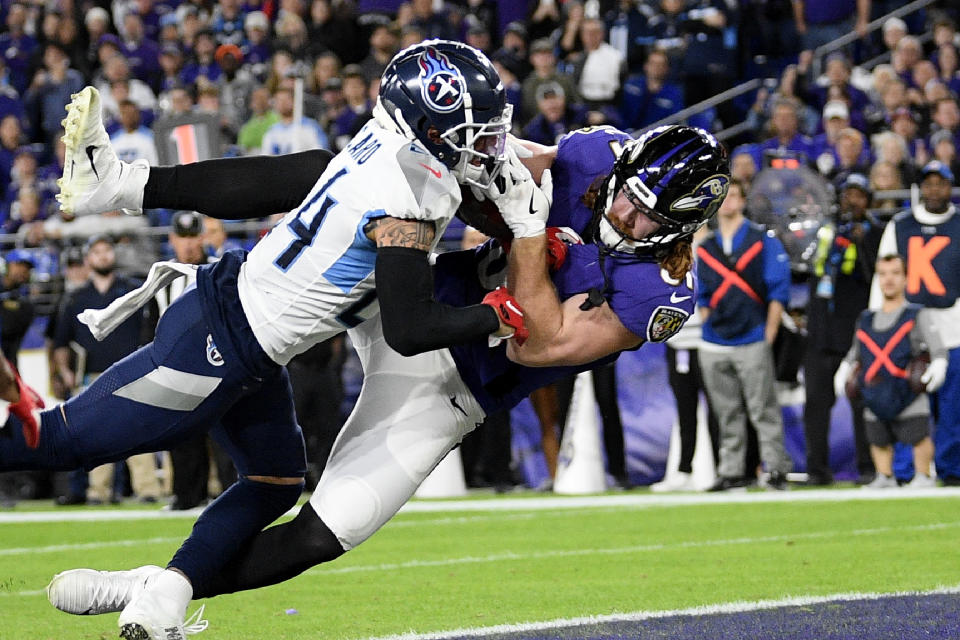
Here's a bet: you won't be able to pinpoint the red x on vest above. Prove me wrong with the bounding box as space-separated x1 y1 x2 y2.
856 319 915 383
697 240 764 308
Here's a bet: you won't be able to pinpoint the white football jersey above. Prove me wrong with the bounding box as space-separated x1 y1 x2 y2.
237 120 461 365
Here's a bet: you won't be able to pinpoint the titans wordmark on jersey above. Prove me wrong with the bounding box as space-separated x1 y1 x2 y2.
237 120 462 365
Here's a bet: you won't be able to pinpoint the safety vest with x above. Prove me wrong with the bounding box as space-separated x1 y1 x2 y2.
856 319 915 384
697 240 764 308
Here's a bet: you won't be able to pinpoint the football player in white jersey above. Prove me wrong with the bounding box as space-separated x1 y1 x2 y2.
40 119 731 636
1 40 552 640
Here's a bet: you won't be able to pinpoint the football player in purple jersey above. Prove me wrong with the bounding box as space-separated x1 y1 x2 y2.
35 123 730 636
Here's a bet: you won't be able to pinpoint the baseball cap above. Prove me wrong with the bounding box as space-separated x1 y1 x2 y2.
883 17 907 34
840 173 871 197
920 160 955 183
504 21 527 40
536 81 565 101
159 13 179 28
245 10 269 31
215 43 243 65
931 129 956 148
5 249 34 268
888 106 918 124
172 211 203 236
160 43 182 57
530 38 554 54
822 100 849 121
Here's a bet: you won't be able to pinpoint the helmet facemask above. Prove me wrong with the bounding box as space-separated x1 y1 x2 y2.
444 102 512 189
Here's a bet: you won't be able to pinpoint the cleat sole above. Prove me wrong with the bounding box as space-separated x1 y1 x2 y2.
119 623 151 640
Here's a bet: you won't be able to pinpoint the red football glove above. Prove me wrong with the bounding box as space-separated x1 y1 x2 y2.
545 226 583 271
9 366 44 448
481 287 529 346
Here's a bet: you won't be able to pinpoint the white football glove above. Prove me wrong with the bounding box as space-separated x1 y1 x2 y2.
482 148 552 238
921 357 948 393
833 360 853 399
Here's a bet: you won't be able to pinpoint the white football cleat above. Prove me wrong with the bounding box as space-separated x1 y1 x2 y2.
862 473 898 489
650 471 696 493
118 570 206 640
57 86 148 216
906 473 936 489
46 565 163 615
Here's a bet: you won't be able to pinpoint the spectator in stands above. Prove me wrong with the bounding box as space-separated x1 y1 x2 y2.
242 11 272 73
930 129 960 179
180 29 222 88
490 50 523 117
869 159 906 213
679 0 736 116
210 0 246 47
0 3 37 95
758 98 815 163
202 216 243 258
803 52 870 114
157 45 184 94
521 38 577 126
936 43 960 96
828 127 871 186
837 254 946 488
730 145 760 185
0 249 34 369
3 149 45 223
261 86 328 154
216 44 256 136
359 21 398 84
328 65 370 151
400 24 426 50
697 179 793 491
888 107 926 168
872 130 916 186
83 7 112 77
24 42 84 151
53 235 160 505
620 48 684 131
881 16 907 56
307 0 363 63
0 115 23 197
497 21 530 79
893 35 923 85
572 17 624 109
237 86 278 154
521 81 586 146
465 24 493 55
812 100 852 175
929 97 960 150
604 0 652 71
527 0 562 43
409 0 455 41
110 99 159 166
804 174 882 486
876 161 960 486
97 54 158 117
792 0 869 53
121 11 161 91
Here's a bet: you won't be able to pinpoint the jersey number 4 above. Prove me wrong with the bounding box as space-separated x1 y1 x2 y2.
274 167 349 271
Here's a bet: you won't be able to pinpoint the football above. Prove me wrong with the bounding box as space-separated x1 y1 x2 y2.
457 185 513 242
907 351 931 394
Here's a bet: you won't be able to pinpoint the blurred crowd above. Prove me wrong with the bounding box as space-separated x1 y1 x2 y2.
2 0 960 504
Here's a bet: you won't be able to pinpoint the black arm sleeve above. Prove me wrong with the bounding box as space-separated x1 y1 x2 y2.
142 150 334 219
375 246 500 357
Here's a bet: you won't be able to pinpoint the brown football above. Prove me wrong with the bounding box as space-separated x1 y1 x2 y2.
457 185 513 243
907 351 931 394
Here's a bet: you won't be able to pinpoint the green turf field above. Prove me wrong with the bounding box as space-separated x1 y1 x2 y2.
2 491 959 640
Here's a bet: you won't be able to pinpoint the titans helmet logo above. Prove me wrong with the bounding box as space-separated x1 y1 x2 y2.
671 175 730 216
418 47 465 113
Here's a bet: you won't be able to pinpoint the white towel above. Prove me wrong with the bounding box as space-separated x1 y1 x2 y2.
78 261 199 341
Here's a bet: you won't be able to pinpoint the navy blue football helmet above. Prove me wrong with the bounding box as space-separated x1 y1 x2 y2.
374 40 512 188
593 125 730 256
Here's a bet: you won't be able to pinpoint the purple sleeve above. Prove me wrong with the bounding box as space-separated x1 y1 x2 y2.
607 261 696 342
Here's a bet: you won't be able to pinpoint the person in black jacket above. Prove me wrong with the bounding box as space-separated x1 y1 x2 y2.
803 174 883 485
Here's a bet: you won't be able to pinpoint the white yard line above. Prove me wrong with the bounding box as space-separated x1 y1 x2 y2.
1 487 959 524
359 584 960 640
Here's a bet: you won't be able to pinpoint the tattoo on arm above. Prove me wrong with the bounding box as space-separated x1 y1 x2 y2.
374 217 437 252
